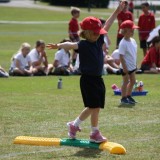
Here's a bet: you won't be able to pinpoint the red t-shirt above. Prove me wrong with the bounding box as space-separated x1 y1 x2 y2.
141 46 160 67
68 18 79 39
117 11 133 38
138 12 155 40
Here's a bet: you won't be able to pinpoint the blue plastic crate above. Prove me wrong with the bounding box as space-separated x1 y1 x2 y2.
114 90 148 96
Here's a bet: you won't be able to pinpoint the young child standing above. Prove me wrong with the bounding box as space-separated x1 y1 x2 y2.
47 2 124 143
68 7 80 42
119 20 139 105
116 0 133 48
68 7 80 65
138 2 156 56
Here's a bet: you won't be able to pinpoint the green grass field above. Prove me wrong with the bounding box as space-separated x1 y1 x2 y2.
0 4 160 160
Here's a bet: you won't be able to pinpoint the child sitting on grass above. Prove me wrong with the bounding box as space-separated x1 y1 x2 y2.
140 36 160 74
9 42 33 76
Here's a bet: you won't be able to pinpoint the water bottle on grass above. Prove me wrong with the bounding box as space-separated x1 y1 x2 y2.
57 78 62 89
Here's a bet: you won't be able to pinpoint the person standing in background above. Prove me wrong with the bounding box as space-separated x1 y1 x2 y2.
116 0 133 48
138 2 156 57
68 7 80 65
128 0 134 13
118 20 139 105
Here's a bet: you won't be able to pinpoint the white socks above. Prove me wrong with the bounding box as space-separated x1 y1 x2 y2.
91 127 99 133
73 117 99 133
112 68 119 73
73 117 82 127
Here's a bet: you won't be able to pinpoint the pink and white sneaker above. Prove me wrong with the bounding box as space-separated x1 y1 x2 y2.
67 121 81 139
90 130 107 143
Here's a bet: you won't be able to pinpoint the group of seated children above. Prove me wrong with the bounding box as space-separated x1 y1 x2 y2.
1 33 159 77
9 40 53 76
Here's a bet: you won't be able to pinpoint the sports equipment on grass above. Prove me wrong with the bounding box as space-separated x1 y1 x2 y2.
114 90 148 96
13 136 126 154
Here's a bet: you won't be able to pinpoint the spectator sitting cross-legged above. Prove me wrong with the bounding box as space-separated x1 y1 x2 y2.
28 40 53 76
9 42 33 76
52 39 73 75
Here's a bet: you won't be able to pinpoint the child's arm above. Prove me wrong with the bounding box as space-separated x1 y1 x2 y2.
104 1 125 31
46 42 78 51
119 54 128 74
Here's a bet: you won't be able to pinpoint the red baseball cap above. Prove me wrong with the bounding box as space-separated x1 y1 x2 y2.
120 20 139 29
80 16 107 35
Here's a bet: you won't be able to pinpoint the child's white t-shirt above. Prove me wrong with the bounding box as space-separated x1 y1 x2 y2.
119 38 137 71
54 49 70 67
29 48 45 63
74 54 80 70
111 49 120 60
11 52 31 69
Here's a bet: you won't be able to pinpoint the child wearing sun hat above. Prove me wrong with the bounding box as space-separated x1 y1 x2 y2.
47 2 125 143
119 20 139 105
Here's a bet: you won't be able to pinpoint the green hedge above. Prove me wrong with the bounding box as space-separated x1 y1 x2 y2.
40 0 110 8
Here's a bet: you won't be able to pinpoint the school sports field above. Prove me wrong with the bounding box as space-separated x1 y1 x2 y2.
0 3 160 160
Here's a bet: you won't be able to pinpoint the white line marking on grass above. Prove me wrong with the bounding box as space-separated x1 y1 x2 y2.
0 21 68 24
0 147 65 159
0 31 68 35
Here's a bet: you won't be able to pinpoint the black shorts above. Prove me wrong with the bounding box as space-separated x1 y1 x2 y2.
140 40 151 49
116 37 123 47
80 75 106 108
120 68 136 76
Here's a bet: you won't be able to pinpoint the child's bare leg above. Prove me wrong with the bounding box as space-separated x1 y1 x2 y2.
73 108 100 127
67 107 91 139
121 74 129 98
127 72 136 96
90 108 107 143
90 108 100 127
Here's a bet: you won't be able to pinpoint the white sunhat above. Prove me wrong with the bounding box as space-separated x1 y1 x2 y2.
147 25 160 42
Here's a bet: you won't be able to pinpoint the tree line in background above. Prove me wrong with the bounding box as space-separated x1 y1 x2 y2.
41 0 110 8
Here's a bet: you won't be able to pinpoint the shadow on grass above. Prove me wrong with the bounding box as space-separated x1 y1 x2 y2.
118 104 135 108
73 148 102 158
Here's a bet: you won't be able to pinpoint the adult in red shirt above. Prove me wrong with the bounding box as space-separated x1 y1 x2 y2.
138 2 156 57
116 0 133 48
140 36 160 74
